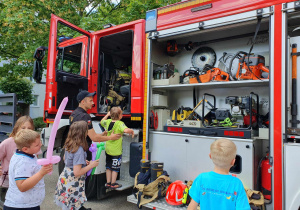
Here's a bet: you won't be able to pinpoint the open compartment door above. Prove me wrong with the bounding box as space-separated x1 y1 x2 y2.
46 14 93 113
94 19 145 119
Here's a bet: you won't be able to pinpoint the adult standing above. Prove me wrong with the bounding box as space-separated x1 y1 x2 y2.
69 90 121 160
68 90 122 199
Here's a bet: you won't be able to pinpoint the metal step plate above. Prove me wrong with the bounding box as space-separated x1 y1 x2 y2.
113 180 134 191
127 194 188 210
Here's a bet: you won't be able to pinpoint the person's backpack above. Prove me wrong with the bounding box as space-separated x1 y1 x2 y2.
134 171 170 208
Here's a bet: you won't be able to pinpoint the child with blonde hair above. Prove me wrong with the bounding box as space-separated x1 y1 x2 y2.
3 129 52 210
188 138 250 210
54 121 99 210
100 107 134 189
0 116 35 204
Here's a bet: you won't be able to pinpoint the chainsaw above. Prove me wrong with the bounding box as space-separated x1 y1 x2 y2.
181 67 199 84
189 64 230 83
228 52 269 80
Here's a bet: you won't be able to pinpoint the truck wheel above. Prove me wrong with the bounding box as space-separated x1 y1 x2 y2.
58 148 65 175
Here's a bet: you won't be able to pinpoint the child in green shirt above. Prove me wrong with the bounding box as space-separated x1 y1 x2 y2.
100 107 134 189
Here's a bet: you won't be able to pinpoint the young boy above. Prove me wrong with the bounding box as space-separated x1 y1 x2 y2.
187 138 250 210
100 107 134 189
3 129 52 210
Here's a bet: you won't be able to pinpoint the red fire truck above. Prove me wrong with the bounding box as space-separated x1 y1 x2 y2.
33 14 146 199
33 0 300 209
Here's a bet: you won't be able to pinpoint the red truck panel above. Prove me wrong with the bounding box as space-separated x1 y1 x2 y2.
156 0 295 30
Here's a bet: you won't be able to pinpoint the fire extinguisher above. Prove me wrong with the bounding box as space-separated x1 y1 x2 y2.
260 154 271 200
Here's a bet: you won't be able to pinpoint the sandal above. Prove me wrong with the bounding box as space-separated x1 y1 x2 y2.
110 182 122 189
105 182 111 189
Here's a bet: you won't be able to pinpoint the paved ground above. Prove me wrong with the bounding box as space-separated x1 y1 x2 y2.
0 148 150 210
41 152 146 210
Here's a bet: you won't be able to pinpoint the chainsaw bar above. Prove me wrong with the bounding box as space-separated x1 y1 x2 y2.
191 46 216 70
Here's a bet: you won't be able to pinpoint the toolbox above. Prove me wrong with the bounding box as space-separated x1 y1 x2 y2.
151 94 168 107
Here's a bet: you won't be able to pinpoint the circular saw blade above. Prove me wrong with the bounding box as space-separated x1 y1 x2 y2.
191 47 216 70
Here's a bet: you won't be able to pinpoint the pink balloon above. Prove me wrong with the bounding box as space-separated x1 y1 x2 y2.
37 97 68 171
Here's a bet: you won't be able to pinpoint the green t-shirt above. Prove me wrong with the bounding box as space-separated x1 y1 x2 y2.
100 119 128 156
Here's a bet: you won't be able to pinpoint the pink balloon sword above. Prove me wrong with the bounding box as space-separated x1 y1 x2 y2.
37 97 68 173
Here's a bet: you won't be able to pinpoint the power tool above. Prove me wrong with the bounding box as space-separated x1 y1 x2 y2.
189 64 230 83
228 51 269 80
225 93 259 128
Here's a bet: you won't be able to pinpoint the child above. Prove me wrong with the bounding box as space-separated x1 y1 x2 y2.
54 121 99 210
3 129 53 210
0 116 35 204
187 138 250 210
100 107 134 189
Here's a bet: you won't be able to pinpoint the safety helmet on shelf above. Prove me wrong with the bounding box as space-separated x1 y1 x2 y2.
165 180 187 206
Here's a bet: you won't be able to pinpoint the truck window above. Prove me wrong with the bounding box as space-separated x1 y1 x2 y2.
53 21 90 110
56 43 83 75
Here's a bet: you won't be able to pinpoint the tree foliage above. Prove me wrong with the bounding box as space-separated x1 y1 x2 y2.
0 0 178 77
0 0 178 102
0 77 34 104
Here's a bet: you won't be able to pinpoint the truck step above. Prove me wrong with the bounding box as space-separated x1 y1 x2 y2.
113 180 134 191
127 194 188 210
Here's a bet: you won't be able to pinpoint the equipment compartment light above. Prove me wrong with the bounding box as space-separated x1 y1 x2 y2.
145 9 157 32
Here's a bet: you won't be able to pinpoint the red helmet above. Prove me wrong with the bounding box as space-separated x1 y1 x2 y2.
165 180 187 205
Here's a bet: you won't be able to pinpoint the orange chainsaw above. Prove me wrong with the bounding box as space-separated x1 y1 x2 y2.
189 65 230 83
228 52 269 80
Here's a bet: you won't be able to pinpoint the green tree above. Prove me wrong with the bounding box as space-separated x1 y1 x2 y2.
0 0 178 78
0 77 34 104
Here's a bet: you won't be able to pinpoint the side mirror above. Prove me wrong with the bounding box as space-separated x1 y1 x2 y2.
33 47 48 83
33 47 47 61
33 60 42 83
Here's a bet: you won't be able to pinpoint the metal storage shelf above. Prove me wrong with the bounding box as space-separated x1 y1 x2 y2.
152 79 269 91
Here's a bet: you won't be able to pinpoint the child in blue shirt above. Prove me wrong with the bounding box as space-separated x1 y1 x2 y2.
188 138 250 210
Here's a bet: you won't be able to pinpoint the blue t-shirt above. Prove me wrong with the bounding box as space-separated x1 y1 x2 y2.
189 171 250 210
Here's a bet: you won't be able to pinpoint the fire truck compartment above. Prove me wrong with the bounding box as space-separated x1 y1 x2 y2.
149 132 262 190
98 30 133 114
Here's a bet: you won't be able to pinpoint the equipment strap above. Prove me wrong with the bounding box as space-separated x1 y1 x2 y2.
196 75 202 83
249 17 262 54
246 17 262 80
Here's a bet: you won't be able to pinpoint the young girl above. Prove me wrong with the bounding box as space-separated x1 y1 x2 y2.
100 107 134 189
0 116 34 203
54 121 99 210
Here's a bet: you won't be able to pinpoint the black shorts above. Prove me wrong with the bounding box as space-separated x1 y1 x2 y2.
3 206 40 210
105 153 122 173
